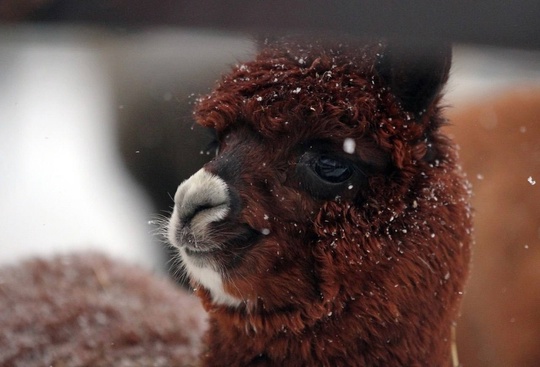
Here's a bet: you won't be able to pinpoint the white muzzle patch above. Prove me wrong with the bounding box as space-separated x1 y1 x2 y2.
168 168 242 307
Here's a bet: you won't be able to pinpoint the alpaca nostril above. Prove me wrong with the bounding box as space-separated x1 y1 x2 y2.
179 201 228 226
181 202 215 224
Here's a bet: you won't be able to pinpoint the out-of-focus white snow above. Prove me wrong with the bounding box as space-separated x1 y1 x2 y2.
446 45 540 105
0 28 163 270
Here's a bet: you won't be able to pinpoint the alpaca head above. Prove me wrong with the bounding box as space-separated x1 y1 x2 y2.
168 38 471 363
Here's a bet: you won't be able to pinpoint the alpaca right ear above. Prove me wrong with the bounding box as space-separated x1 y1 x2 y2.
376 40 452 118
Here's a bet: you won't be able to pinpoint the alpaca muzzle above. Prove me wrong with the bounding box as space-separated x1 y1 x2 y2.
168 168 230 252
167 168 246 307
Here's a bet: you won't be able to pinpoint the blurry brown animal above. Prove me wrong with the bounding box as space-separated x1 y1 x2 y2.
0 253 206 367
450 88 540 367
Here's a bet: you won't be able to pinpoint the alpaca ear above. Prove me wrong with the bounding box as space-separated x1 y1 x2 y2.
376 40 452 118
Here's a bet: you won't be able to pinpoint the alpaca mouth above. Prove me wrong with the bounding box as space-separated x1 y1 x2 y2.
177 229 219 254
182 242 220 258
178 223 262 268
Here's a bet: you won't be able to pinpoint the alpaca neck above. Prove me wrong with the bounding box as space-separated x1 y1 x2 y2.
198 292 455 367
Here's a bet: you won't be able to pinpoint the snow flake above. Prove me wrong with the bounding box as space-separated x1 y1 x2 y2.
527 176 536 185
343 138 356 154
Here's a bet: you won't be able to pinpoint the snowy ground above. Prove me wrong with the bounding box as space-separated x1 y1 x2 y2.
0 25 539 270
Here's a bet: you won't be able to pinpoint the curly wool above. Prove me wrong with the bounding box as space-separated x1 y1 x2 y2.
0 253 206 367
190 39 471 366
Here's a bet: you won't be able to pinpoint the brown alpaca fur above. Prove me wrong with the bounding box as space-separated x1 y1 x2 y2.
449 89 540 367
178 39 472 366
0 253 205 367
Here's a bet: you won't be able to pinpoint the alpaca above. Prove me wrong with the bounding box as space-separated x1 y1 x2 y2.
0 253 206 367
450 88 540 367
167 38 472 366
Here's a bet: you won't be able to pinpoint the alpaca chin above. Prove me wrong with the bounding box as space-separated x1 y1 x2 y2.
180 247 243 307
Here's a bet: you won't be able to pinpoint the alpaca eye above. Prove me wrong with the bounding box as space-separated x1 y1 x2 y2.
313 156 352 183
296 151 362 200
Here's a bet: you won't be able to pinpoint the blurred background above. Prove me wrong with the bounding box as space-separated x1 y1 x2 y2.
0 2 539 366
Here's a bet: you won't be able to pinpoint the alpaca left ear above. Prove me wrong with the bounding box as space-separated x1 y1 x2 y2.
376 40 452 118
